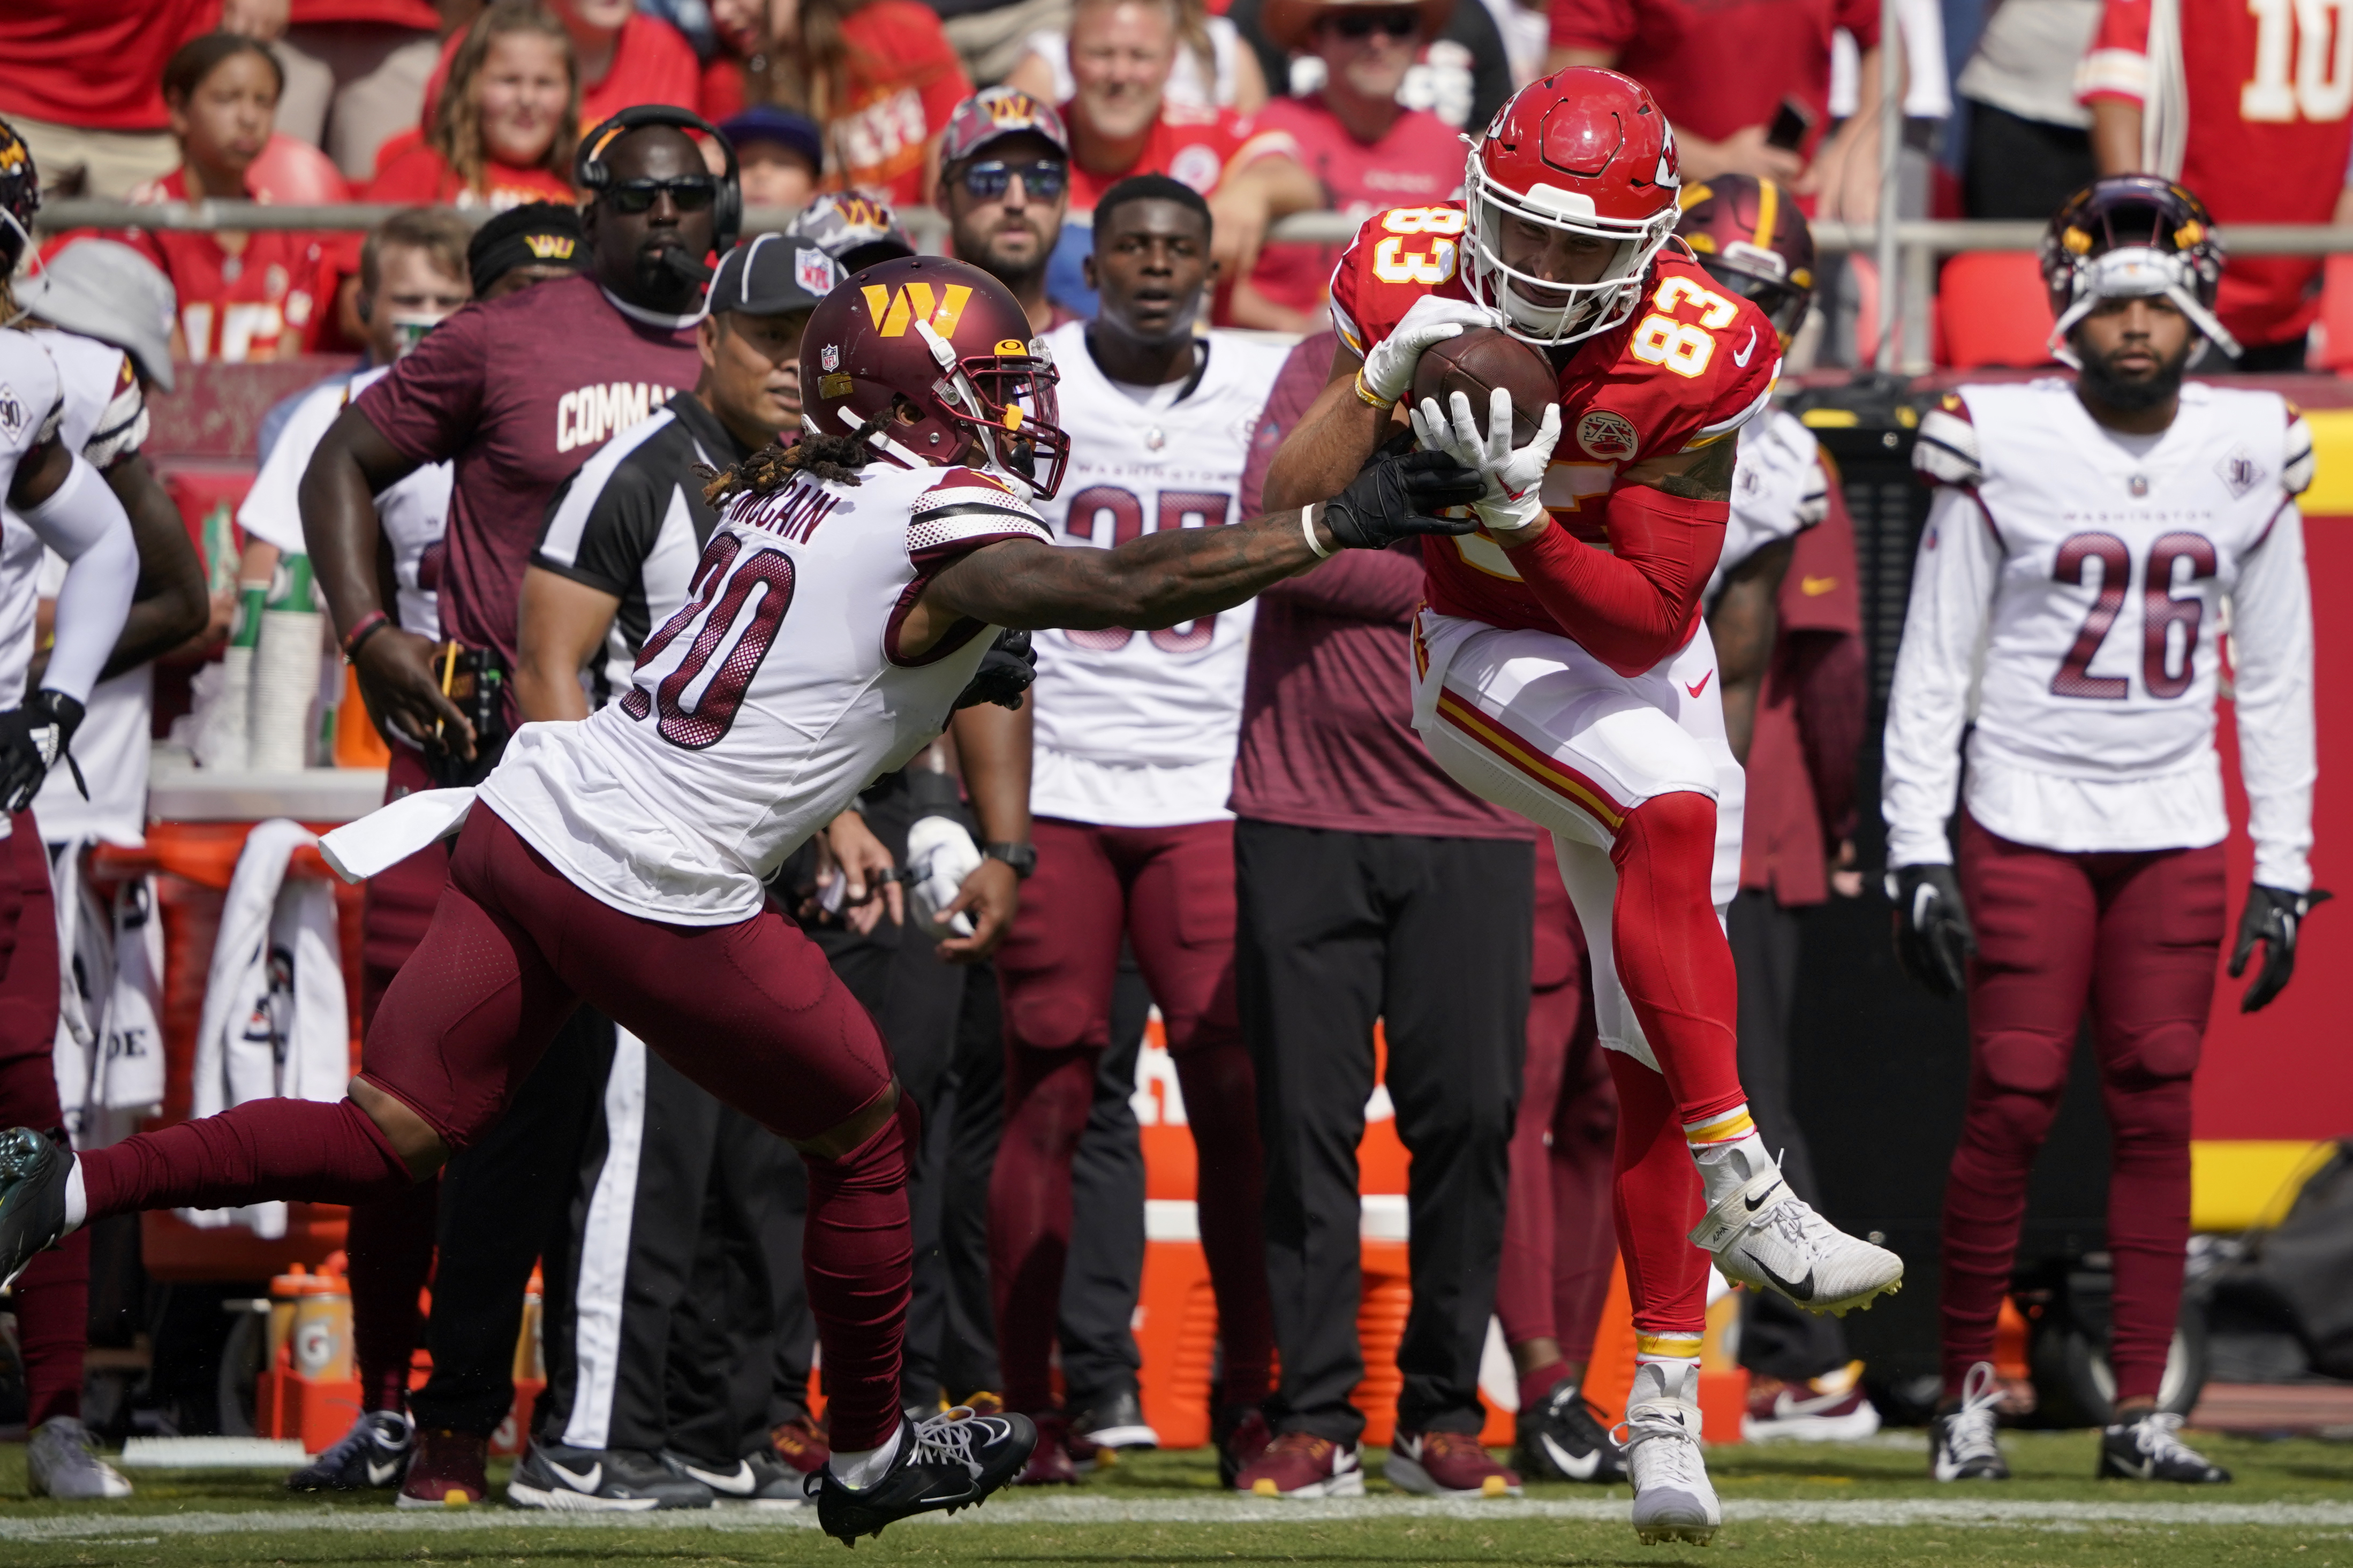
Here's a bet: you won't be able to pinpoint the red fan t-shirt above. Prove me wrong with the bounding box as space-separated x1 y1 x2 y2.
1246 96 1463 315
423 11 707 129
2077 0 2353 348
1547 0 1879 155
0 0 218 132
824 0 972 205
118 169 331 362
365 137 576 210
354 273 702 674
288 0 438 26
1065 103 1300 212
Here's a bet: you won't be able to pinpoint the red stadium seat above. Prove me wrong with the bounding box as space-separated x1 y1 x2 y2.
1939 252 2057 369
2313 254 2353 371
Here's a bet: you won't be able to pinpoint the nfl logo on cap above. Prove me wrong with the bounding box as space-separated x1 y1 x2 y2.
797 247 838 299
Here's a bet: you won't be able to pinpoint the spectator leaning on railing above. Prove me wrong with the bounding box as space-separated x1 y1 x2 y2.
1244 0 1466 333
0 0 221 199
367 1 579 210
738 0 974 207
1546 0 1888 221
119 34 333 365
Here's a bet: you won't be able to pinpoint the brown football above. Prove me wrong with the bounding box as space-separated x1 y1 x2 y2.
1410 327 1558 448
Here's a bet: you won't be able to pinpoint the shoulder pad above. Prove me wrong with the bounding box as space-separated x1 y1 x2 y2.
1912 397 1984 488
2284 409 2315 497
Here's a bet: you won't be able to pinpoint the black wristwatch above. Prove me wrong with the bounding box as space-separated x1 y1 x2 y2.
984 841 1037 880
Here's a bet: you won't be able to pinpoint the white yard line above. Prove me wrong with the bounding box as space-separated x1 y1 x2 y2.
5 1495 2353 1539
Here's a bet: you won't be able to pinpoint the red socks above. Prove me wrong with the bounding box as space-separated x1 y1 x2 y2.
1608 793 1746 1128
803 1090 920 1453
1605 1049 1707 1342
346 1178 440 1413
16 1226 88 1424
78 1097 415 1221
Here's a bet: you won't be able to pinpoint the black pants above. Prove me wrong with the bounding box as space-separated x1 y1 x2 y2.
1963 101 2094 221
409 1007 614 1438
1726 890 1847 1382
1235 820 1531 1442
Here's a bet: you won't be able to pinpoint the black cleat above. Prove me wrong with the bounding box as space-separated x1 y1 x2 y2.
2098 1412 2231 1484
0 1127 69 1291
816 1405 1037 1544
288 1410 414 1491
1513 1378 1627 1483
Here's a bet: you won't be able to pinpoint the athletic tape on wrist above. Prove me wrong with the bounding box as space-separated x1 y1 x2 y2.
1301 504 1331 559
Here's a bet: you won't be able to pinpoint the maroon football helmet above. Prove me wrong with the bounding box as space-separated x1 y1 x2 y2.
801 255 1070 498
1675 173 1814 347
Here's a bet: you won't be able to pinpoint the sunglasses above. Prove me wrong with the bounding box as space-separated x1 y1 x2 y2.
960 159 1068 200
1328 9 1421 37
604 176 721 214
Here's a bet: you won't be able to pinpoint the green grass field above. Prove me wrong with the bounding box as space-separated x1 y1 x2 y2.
4 1432 2350 1567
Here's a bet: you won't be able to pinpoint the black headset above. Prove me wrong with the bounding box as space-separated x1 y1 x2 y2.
575 104 742 254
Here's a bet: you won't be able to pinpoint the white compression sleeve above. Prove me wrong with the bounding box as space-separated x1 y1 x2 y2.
1880 486 1999 869
2229 505 2317 891
21 453 138 705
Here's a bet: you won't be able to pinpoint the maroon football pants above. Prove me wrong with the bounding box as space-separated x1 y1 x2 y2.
80 806 914 1449
989 816 1271 1416
1496 845 1618 1377
0 814 77 1425
1942 814 2224 1404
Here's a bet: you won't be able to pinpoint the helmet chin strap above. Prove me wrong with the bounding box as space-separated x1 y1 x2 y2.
2047 246 2241 368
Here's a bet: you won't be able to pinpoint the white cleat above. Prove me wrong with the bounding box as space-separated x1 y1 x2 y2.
1623 1364 1719 1547
27 1416 134 1499
1693 1166 1903 1316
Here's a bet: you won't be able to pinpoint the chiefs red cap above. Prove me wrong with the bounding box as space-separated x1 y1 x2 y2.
940 87 1070 168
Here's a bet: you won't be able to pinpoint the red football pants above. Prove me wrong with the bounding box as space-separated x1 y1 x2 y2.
1942 815 2224 1404
1496 845 1619 1365
81 807 914 1450
989 816 1271 1415
0 815 78 1425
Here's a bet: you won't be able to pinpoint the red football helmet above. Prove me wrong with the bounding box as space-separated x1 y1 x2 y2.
1675 173 1816 347
1464 68 1683 347
801 255 1070 498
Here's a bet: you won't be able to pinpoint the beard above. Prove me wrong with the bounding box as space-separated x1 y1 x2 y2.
2075 329 2193 412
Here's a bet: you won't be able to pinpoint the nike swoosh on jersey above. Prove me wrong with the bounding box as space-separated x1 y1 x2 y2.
549 1460 603 1494
1801 574 1838 595
366 1456 404 1486
1540 1432 1603 1480
1731 328 1759 367
1685 671 1713 697
682 1460 755 1494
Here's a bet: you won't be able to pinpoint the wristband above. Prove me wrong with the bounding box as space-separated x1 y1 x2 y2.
1301 505 1332 559
983 840 1037 880
1352 369 1392 410
341 610 391 660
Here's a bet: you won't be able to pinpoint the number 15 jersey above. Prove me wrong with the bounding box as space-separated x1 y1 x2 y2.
1027 322 1293 827
479 460 1051 925
1884 380 2317 887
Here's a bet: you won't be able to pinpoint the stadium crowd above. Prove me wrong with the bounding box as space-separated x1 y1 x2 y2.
0 0 2329 1545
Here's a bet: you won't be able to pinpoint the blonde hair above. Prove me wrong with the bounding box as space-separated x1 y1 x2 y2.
754 0 876 157
430 2 581 195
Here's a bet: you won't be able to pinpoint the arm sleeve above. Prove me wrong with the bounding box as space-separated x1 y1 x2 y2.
1880 485 2001 868
1510 485 1726 678
20 455 138 705
2229 505 2316 891
352 304 488 467
2076 0 2151 105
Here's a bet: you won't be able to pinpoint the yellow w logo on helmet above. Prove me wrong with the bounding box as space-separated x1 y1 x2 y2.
860 282 974 339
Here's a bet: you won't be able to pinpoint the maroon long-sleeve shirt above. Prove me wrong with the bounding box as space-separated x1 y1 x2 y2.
1228 334 1533 841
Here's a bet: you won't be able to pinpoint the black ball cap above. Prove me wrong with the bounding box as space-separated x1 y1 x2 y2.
708 234 844 319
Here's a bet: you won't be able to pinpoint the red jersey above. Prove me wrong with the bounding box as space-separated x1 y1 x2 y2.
288 0 436 26
365 138 576 209
1247 96 1462 315
2078 0 2353 348
355 273 702 675
825 1 971 205
1328 202 1779 637
0 0 217 132
119 170 329 363
1547 0 1877 155
1066 103 1300 211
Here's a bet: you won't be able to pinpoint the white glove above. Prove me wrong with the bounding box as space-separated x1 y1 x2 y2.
906 814 982 940
1356 295 1497 408
1412 386 1562 534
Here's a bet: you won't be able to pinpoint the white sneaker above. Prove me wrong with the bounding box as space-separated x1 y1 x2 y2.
1622 1364 1719 1546
1693 1165 1902 1316
1929 1362 2010 1482
27 1415 134 1499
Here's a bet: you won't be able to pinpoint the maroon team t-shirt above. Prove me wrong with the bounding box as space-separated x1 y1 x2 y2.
356 272 701 673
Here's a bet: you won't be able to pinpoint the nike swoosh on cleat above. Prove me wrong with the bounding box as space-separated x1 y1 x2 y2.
1742 1249 1816 1301
366 1457 403 1486
1731 328 1759 367
1685 671 1713 697
1539 1433 1601 1480
683 1460 754 1494
1743 1180 1785 1213
548 1461 603 1494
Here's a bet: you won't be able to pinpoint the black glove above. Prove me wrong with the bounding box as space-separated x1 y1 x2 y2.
1321 448 1486 551
954 629 1035 711
0 690 82 814
1888 862 1974 998
2228 883 2331 1013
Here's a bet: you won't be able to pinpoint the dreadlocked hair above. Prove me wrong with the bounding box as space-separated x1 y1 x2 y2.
698 403 900 506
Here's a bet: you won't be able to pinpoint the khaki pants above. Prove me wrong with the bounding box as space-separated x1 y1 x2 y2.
940 0 1073 86
10 117 177 200
272 24 441 182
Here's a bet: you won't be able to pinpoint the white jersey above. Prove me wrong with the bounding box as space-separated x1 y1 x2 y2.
1027 323 1289 827
1885 380 2316 887
1705 407 1828 610
479 459 1051 925
239 366 451 639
